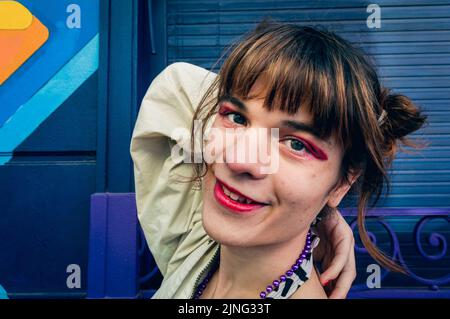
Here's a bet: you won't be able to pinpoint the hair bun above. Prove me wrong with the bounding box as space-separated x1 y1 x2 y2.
379 88 427 140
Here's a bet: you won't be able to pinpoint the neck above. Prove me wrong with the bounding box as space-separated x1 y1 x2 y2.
207 229 310 298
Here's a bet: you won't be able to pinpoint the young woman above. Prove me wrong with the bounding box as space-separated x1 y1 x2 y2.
130 21 426 299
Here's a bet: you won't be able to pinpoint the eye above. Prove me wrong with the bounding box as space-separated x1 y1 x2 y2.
226 112 247 125
281 138 312 156
219 105 248 126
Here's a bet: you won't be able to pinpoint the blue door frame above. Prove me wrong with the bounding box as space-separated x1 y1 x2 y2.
96 0 167 194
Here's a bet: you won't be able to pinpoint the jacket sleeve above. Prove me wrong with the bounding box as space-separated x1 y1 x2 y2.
130 62 217 277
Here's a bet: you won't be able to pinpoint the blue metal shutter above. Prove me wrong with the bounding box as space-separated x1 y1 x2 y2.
166 0 450 208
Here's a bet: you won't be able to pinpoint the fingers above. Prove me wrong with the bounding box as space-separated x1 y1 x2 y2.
319 230 353 285
316 206 357 297
328 239 357 299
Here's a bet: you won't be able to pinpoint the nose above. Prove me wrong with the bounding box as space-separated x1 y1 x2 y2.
223 128 275 179
226 159 267 179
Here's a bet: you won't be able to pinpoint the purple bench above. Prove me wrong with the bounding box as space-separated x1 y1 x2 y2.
87 193 158 298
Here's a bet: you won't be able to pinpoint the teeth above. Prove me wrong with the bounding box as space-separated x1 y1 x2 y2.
223 186 231 196
222 184 254 204
229 192 240 201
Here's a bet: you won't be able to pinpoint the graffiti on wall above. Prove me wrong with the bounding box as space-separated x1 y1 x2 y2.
0 0 99 165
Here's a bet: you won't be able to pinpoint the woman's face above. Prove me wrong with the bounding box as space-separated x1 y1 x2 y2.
201 80 355 247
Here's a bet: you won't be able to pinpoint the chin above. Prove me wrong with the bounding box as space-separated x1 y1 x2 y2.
202 201 285 249
202 203 249 246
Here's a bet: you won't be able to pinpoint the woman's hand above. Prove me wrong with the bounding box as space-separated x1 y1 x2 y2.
313 208 356 299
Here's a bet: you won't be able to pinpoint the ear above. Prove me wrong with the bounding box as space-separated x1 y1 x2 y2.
326 169 361 208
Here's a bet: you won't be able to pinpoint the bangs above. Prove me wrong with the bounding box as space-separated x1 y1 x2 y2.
216 24 367 148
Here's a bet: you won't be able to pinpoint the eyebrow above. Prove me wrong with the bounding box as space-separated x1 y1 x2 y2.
280 120 332 146
219 95 332 147
219 95 248 112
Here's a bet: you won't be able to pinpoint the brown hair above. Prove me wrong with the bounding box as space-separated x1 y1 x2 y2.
188 19 427 273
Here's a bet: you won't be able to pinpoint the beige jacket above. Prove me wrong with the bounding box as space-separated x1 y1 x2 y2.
130 62 220 298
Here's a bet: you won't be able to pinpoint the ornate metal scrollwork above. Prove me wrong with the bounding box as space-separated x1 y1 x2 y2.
349 214 450 291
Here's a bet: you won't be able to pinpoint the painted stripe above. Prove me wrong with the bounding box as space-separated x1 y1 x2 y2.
0 34 99 165
0 284 7 299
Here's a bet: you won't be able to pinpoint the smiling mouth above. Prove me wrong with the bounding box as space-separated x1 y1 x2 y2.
213 178 269 214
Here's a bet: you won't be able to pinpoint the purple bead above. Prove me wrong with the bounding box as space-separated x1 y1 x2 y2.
306 244 311 250
280 275 287 282
260 291 267 299
266 286 273 293
292 264 299 271
286 270 294 276
200 283 206 289
296 258 303 264
301 253 306 259
273 280 280 287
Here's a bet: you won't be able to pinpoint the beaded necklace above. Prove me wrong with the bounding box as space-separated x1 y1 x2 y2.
193 229 313 299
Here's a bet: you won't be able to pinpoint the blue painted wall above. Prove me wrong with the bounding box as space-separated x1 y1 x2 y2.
0 0 99 298
0 0 153 299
